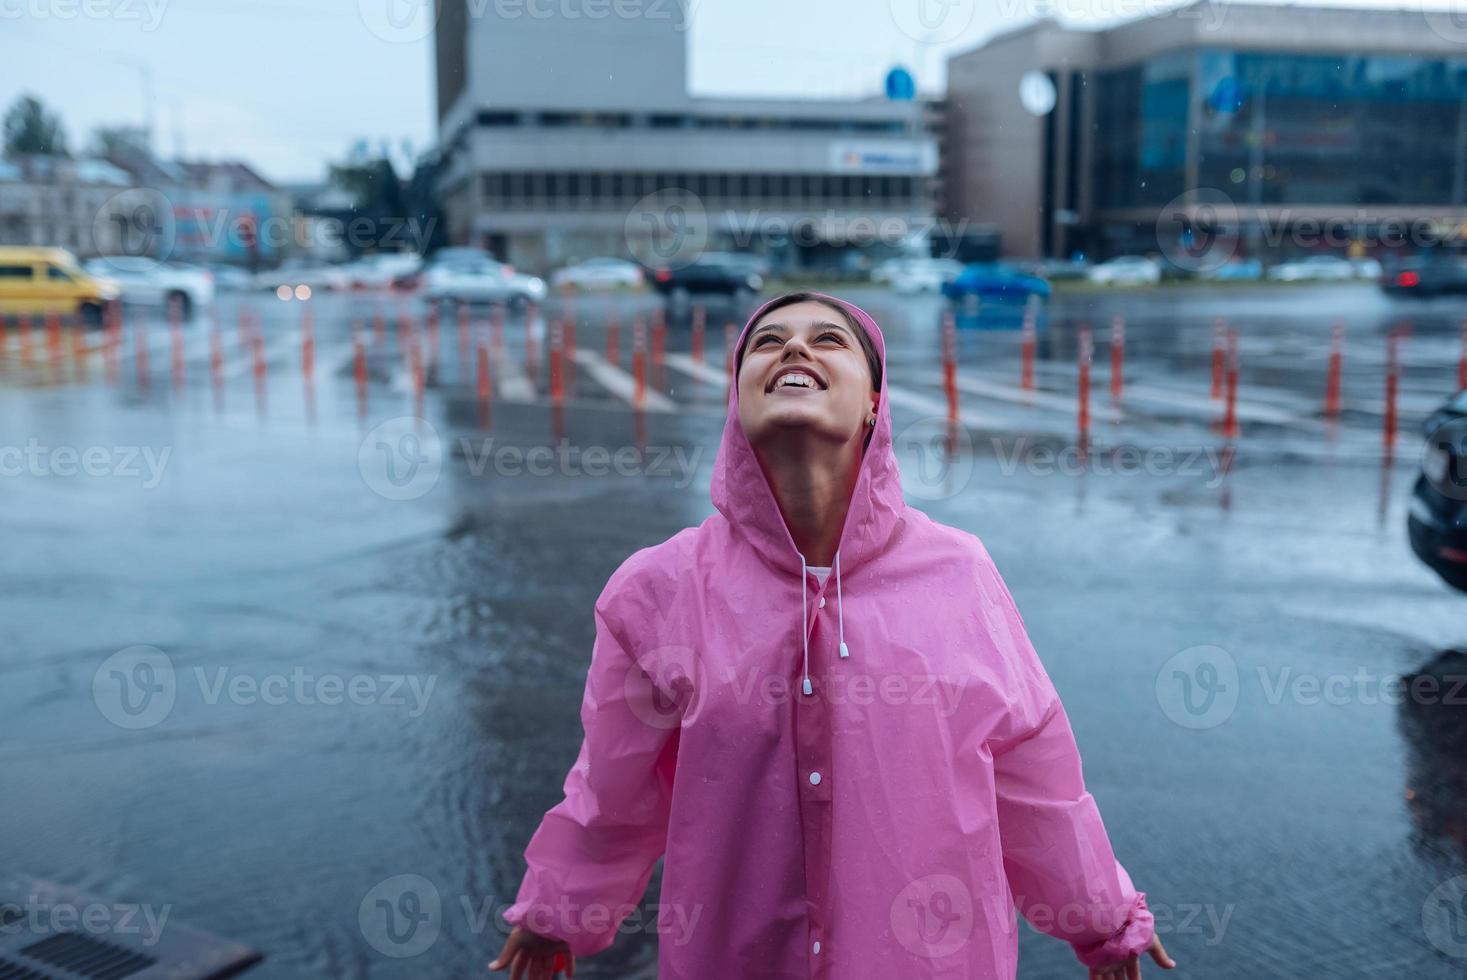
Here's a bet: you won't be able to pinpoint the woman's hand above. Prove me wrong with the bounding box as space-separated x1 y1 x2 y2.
1088 934 1176 979
488 925 575 979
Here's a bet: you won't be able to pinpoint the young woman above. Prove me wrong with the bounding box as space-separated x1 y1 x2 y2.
490 292 1175 979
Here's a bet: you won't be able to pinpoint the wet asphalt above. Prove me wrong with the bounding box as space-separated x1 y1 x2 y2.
1 282 1465 979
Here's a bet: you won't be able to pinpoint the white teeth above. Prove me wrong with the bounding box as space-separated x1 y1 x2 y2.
777 373 815 389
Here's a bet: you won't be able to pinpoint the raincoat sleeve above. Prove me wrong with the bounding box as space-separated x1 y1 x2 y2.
501 579 680 958
982 561 1156 970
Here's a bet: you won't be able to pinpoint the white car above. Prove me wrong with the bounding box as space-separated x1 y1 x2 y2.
550 257 644 291
257 260 351 294
422 258 547 307
888 258 965 294
82 255 216 317
1266 255 1357 282
1087 256 1163 286
345 253 422 289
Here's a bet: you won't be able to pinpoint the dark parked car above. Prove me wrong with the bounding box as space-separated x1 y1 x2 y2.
650 257 763 301
1408 390 1467 593
1380 254 1467 297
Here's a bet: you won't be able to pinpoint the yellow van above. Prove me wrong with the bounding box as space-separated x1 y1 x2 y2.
0 247 119 326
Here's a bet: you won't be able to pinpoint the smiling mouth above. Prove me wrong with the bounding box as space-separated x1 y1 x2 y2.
767 369 826 393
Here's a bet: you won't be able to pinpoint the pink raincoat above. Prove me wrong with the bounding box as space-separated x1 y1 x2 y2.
503 294 1154 978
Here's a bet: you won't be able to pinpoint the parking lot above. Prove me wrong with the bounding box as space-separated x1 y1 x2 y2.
2 280 1466 978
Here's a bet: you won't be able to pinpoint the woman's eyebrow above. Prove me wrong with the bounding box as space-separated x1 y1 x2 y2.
750 320 851 341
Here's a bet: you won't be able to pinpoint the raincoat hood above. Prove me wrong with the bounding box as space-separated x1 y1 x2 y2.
503 294 1155 980
710 292 905 574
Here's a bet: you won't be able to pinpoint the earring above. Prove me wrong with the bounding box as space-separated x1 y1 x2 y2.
867 416 877 427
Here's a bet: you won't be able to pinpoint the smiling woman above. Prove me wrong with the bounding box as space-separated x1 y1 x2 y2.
492 292 1172 980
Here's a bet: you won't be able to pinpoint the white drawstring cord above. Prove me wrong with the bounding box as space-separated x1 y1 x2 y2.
801 553 813 695
836 549 849 659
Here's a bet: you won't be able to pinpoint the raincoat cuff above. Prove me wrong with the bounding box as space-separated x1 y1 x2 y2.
1069 891 1154 969
501 900 613 958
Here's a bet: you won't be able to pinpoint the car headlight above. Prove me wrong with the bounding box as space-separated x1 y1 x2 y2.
1424 445 1450 487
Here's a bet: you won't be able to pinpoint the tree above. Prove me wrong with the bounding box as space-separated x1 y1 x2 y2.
3 94 68 157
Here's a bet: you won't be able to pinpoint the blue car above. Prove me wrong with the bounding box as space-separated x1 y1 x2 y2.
942 262 1052 303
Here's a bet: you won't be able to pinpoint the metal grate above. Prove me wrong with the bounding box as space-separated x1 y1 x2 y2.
19 933 156 980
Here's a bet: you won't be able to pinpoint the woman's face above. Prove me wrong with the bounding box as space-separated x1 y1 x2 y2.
736 301 877 450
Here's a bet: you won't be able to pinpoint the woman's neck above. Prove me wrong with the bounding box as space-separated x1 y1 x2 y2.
756 435 862 567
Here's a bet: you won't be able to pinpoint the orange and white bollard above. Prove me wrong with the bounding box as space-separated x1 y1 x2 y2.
1222 330 1240 441
491 303 506 353
1324 320 1343 419
1458 318 1467 392
135 314 150 393
651 307 666 374
209 319 224 411
525 310 539 389
1020 306 1036 392
70 317 88 382
1211 316 1226 400
301 306 315 380
606 315 620 365
692 305 706 364
353 325 369 420
18 313 34 368
1109 312 1125 407
46 311 63 383
549 319 565 407
564 317 576 392
942 309 958 424
458 303 471 369
1384 328 1401 455
104 304 122 384
0 313 8 366
632 317 648 412
251 326 267 415
476 333 493 430
1077 323 1093 453
408 323 425 420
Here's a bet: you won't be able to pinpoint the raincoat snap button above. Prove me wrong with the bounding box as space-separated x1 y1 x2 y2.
812 941 822 955
808 771 822 785
818 596 826 608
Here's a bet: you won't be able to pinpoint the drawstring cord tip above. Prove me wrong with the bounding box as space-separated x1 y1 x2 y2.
802 677 813 696
838 642 850 659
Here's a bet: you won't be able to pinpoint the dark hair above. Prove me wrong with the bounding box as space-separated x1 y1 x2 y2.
735 292 883 393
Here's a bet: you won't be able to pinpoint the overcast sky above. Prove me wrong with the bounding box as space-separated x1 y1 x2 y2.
0 0 1457 184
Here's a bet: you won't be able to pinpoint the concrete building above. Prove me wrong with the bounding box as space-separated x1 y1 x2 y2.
945 1 1467 262
433 3 941 273
0 156 136 257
